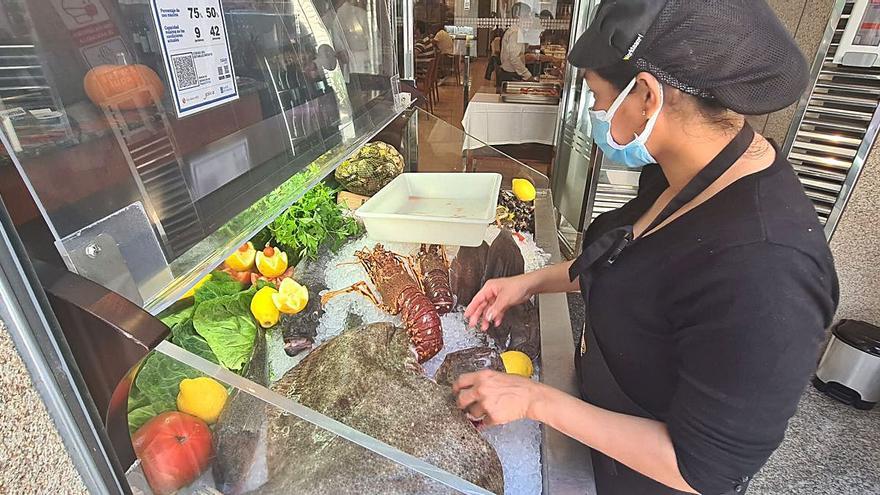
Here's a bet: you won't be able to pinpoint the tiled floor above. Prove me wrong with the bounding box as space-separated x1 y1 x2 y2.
416 57 495 173
429 57 496 129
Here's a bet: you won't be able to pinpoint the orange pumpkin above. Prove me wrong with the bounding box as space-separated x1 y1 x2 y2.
83 64 165 110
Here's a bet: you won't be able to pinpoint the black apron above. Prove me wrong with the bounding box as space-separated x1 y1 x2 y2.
569 123 756 495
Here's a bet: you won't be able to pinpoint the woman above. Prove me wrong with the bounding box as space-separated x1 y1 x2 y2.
454 1 839 494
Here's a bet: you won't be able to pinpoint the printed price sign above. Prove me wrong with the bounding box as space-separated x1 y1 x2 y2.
149 0 238 117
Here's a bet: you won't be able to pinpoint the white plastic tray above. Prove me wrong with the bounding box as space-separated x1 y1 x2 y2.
356 172 502 247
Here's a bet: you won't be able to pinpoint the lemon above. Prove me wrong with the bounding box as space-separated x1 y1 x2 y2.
272 278 309 314
180 273 212 300
251 286 280 328
500 350 534 377
255 246 288 278
512 178 537 202
177 377 228 424
226 242 256 272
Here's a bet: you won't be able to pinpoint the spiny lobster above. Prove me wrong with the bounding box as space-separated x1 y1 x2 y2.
321 244 443 362
414 244 454 315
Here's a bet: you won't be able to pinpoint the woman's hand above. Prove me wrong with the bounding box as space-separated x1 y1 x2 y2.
464 275 532 330
452 370 544 427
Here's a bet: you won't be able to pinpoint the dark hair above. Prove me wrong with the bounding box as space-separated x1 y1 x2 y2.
510 2 531 17
539 10 553 19
594 61 738 131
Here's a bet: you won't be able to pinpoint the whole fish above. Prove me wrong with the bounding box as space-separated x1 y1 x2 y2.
214 322 504 494
435 347 505 387
450 241 489 307
277 253 329 356
450 229 539 358
213 329 269 495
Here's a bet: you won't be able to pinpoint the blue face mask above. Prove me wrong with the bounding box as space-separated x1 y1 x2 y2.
589 77 664 169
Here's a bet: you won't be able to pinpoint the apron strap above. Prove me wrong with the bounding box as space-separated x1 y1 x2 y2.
642 122 755 236
569 122 755 282
574 123 757 495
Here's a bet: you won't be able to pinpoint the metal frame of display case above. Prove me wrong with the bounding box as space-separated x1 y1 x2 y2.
550 0 602 257
0 198 126 494
534 190 595 495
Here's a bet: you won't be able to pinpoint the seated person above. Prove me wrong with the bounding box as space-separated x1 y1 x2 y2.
434 26 454 56
414 21 436 79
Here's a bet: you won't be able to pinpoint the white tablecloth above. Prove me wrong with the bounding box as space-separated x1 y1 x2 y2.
461 93 559 150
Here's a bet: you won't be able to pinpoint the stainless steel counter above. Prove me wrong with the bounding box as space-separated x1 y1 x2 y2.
535 189 597 495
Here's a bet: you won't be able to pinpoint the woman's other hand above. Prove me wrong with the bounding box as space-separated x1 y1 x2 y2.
464 276 532 330
453 370 544 426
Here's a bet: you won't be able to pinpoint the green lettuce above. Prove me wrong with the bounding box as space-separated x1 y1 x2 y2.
128 350 203 432
194 271 244 304
192 287 258 371
128 399 176 433
158 304 194 328
170 319 219 365
128 273 265 431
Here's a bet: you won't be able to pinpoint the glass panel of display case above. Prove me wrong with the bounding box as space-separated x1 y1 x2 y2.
124 339 500 495
403 107 550 188
549 0 601 256
0 0 401 311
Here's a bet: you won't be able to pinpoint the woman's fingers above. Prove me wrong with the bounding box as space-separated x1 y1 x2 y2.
453 370 535 427
456 386 479 410
484 301 509 330
452 369 487 393
492 307 508 328
465 402 488 422
466 299 489 329
463 295 482 319
466 282 496 308
481 414 502 428
465 285 493 324
455 375 489 420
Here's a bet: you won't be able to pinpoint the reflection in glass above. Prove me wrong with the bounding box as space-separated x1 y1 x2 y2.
0 0 400 307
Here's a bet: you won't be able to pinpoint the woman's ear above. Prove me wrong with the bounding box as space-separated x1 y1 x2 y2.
635 71 662 118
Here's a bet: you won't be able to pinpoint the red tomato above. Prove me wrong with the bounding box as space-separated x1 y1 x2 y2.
132 411 213 495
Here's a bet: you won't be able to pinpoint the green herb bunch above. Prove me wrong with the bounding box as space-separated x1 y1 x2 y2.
264 182 361 263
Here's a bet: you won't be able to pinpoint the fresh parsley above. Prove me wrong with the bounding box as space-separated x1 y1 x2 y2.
262 183 361 263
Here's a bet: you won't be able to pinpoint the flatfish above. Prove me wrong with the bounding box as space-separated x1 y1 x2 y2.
214 322 504 494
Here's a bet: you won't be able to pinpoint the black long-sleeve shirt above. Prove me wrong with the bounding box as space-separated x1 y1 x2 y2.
580 156 839 494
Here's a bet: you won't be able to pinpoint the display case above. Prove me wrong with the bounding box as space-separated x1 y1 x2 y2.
6 106 592 494
0 0 402 314
0 1 593 493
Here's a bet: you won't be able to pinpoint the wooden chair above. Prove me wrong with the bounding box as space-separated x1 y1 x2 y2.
416 49 440 113
429 41 441 106
443 53 461 85
415 63 432 112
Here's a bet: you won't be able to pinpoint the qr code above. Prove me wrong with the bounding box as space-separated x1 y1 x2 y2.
171 53 199 90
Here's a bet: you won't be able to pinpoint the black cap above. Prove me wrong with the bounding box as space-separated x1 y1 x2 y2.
568 0 808 115
568 0 667 69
